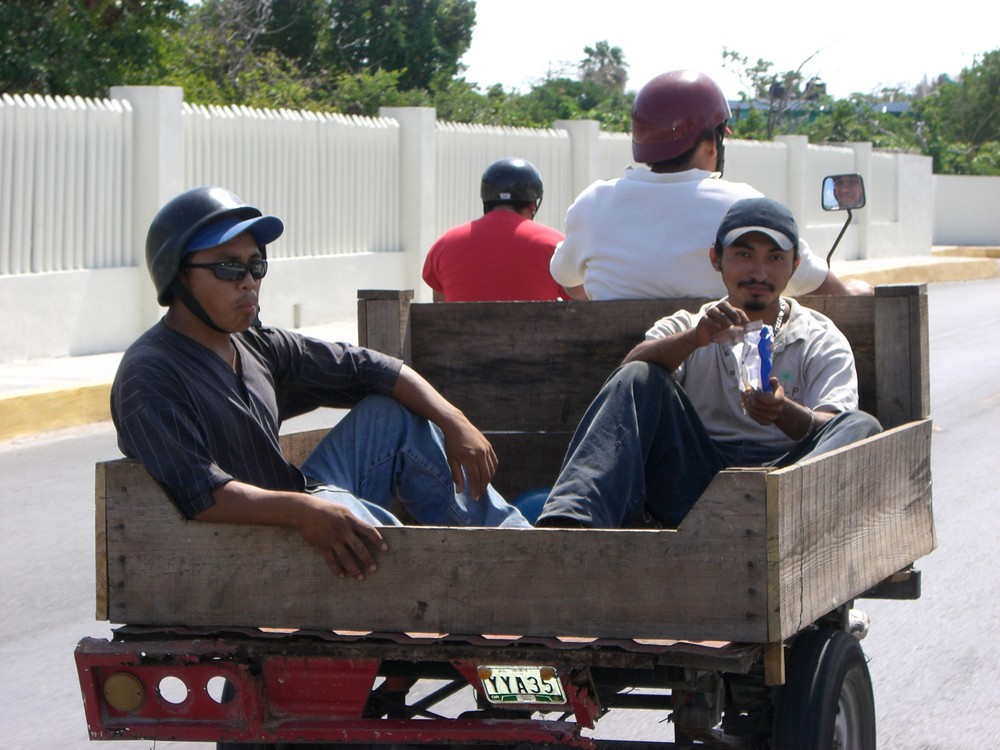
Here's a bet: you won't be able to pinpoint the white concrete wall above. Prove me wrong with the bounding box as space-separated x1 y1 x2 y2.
5 85 991 364
934 175 1000 246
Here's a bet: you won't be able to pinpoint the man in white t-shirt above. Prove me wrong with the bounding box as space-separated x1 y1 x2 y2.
549 70 870 301
537 198 881 529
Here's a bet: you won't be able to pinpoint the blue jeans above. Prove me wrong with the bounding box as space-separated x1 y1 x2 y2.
538 362 883 528
299 395 530 528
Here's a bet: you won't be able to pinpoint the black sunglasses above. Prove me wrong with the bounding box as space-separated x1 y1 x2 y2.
184 259 268 281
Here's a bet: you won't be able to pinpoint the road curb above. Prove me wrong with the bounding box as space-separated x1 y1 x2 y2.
838 256 1000 285
0 382 112 441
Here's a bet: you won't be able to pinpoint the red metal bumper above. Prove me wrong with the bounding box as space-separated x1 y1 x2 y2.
75 635 598 746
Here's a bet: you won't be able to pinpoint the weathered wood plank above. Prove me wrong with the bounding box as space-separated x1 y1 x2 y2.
366 290 926 432
874 285 930 426
358 289 412 360
100 459 770 642
93 286 934 646
98 421 932 643
95 463 109 621
279 428 331 468
484 432 571 498
407 298 707 432
769 419 935 639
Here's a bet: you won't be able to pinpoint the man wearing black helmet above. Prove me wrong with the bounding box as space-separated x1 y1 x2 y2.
549 70 869 301
422 158 566 301
112 187 530 582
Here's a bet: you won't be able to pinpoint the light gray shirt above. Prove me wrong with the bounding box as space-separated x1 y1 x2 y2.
644 297 859 449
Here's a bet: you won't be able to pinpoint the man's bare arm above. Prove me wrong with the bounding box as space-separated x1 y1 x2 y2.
810 270 873 296
390 364 497 499
197 481 387 581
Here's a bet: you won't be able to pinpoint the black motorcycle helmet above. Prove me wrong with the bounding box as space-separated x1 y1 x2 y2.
146 186 282 333
146 186 279 307
480 158 544 214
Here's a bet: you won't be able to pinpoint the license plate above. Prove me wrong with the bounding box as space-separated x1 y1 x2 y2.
477 665 567 705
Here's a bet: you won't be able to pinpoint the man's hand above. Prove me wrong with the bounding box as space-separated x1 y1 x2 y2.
199 481 387 581
390 364 499 500
624 300 753 372
742 376 786 426
745 379 832 439
293 495 388 581
439 416 498 500
695 300 751 347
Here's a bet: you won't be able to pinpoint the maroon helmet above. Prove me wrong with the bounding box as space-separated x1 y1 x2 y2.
631 70 731 164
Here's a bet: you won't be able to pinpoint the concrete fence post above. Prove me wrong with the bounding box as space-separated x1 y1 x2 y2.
777 134 810 226
554 119 601 201
380 106 437 301
849 141 874 259
109 85 185 328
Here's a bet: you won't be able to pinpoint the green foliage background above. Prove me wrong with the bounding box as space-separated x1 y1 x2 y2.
1 1 996 174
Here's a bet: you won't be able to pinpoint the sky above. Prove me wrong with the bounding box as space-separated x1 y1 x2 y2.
458 0 999 100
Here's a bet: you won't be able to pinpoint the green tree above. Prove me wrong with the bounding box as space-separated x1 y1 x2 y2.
580 40 628 95
265 0 326 69
319 0 476 91
0 0 186 96
722 46 929 156
157 0 316 108
914 49 1000 174
723 47 829 140
499 75 632 131
432 78 511 125
328 68 427 116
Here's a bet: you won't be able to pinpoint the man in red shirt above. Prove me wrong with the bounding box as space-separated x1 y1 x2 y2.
422 158 566 301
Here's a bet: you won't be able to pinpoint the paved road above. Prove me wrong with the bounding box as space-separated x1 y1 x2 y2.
1 280 998 749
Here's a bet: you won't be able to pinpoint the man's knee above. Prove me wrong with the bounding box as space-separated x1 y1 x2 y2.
606 360 679 399
349 394 406 421
838 410 883 438
816 410 883 447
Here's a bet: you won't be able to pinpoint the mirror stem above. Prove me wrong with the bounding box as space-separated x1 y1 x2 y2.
827 209 853 266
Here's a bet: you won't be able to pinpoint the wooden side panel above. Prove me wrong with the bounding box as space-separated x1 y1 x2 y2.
407 298 707 432
381 286 927 431
357 289 412 361
92 287 935 643
278 428 330 468
99 460 772 642
798 294 878 415
768 419 935 640
873 284 930 426
95 463 109 621
485 432 572 498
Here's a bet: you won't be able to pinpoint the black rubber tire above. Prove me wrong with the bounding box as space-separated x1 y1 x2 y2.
771 629 876 750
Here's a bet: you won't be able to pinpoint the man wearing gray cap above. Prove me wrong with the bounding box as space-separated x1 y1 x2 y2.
537 198 881 529
112 187 529 581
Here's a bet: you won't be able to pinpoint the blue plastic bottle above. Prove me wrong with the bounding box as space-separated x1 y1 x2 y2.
759 326 774 392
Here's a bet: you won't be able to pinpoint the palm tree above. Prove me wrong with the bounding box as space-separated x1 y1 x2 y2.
580 40 628 94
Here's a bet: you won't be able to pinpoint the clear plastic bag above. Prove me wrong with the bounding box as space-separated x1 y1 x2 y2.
736 322 774 406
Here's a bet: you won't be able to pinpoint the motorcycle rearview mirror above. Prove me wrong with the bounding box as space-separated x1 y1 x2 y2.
822 174 866 266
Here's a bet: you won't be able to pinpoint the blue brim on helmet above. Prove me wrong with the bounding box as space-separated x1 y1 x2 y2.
185 215 284 254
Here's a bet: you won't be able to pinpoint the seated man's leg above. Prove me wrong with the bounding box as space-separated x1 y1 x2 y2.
537 362 724 528
301 396 530 528
780 410 883 465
